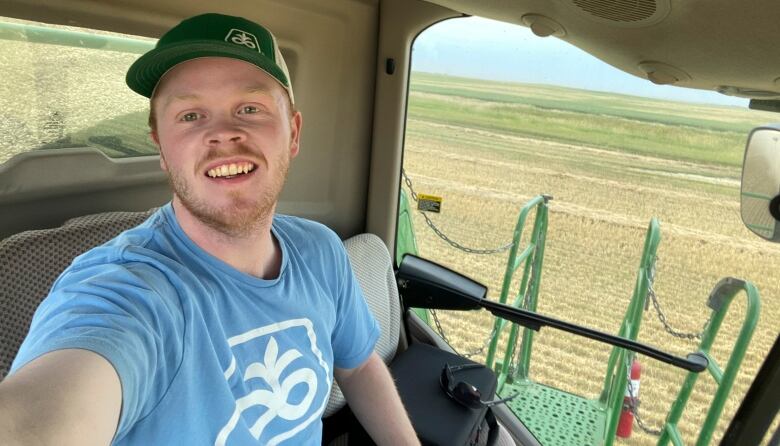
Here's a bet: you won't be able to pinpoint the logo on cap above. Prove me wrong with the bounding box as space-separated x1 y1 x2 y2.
226 29 261 53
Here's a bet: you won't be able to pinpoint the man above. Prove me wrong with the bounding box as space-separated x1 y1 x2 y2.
0 13 419 445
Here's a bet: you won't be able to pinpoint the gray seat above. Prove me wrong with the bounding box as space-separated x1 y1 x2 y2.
0 210 155 379
326 233 401 416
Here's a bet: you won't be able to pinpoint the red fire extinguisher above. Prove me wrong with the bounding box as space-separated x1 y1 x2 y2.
617 359 641 438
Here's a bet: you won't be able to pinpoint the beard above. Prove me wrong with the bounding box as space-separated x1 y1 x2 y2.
164 150 290 238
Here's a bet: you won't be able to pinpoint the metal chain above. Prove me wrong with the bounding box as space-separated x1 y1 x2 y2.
428 245 539 364
626 259 712 436
429 309 456 352
403 168 514 361
626 364 663 436
461 326 498 359
647 260 711 341
429 308 498 359
402 169 514 255
401 168 420 202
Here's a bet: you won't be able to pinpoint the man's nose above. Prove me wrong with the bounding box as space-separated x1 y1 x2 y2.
205 117 247 145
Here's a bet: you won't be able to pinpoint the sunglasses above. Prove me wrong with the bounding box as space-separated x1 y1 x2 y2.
440 363 519 409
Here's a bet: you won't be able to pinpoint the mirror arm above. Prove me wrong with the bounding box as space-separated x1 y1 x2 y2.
396 254 707 372
478 299 708 373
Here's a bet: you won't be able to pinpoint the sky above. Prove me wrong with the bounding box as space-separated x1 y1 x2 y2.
411 17 749 108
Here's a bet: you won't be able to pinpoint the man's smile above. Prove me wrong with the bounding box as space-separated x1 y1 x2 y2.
206 161 257 179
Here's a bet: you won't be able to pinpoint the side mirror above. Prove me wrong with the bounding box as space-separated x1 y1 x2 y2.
741 125 780 242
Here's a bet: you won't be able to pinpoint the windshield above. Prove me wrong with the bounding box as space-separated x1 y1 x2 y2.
401 16 779 445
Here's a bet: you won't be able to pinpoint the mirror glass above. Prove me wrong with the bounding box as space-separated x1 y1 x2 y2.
741 126 780 241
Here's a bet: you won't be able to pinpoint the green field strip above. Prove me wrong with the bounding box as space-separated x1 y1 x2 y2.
410 84 754 134
408 95 746 167
405 118 741 179
410 72 769 133
405 120 741 197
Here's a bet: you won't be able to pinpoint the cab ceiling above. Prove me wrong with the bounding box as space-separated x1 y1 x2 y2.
423 0 780 99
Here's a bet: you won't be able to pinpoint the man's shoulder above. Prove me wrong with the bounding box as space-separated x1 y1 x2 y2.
65 208 170 274
272 214 347 270
52 210 184 302
273 214 340 244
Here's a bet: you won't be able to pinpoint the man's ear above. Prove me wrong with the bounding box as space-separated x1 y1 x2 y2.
289 111 303 158
151 130 167 171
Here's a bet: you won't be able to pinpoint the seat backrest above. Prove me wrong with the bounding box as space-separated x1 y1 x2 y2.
0 210 155 379
323 233 402 416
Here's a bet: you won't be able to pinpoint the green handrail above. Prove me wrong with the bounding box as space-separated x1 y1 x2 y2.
396 189 428 322
485 195 550 387
657 277 761 446
507 202 549 382
396 189 419 267
599 218 660 404
597 218 660 445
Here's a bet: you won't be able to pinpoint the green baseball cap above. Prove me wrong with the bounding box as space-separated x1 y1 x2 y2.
126 13 294 104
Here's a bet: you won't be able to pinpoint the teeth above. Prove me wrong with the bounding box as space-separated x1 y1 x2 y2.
207 162 255 178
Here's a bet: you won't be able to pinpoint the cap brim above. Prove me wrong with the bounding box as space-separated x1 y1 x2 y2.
126 40 290 98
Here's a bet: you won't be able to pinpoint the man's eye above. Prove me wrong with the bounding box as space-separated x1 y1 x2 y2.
181 112 199 122
239 105 259 115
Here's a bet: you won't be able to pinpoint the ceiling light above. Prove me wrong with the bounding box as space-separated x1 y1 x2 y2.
521 14 566 38
638 61 691 85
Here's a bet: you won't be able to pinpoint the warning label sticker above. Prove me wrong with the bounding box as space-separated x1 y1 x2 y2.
417 194 442 213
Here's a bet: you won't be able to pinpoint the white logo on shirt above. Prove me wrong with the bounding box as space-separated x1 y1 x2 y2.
215 319 330 446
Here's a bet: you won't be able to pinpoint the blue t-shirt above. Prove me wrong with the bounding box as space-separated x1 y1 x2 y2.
10 204 381 445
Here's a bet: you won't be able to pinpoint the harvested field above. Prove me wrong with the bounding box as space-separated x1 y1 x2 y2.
403 73 780 445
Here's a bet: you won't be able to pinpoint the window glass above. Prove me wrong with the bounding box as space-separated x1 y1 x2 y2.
401 17 779 444
0 17 156 165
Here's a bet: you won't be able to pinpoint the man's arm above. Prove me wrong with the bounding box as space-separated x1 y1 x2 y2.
334 352 419 446
0 349 122 446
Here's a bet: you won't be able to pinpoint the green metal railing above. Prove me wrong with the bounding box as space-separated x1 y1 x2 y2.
486 212 660 446
395 187 760 445
657 278 760 446
485 194 551 385
396 189 428 322
396 189 420 267
598 218 661 440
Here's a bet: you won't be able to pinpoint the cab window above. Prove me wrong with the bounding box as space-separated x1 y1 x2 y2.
0 17 156 165
399 16 779 444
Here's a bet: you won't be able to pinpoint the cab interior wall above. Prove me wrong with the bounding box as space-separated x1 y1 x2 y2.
0 0 383 239
365 0 459 247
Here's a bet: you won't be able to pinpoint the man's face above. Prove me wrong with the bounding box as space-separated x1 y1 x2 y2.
150 57 301 237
